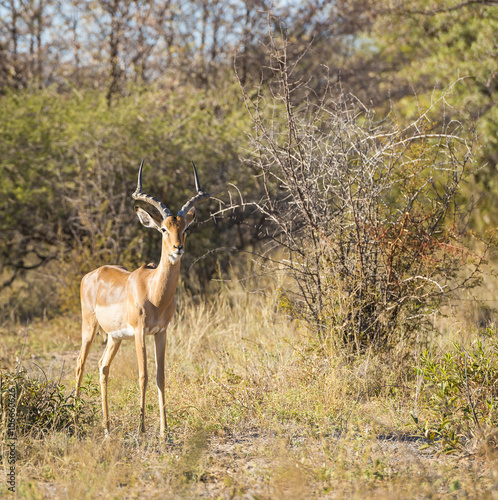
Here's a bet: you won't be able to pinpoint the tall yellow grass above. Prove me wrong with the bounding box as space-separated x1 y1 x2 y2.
0 277 497 498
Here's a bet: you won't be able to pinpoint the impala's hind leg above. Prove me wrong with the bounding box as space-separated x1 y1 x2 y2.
75 314 98 398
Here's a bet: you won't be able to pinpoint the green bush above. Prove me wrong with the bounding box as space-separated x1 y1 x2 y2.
412 327 498 453
0 83 254 319
0 368 99 438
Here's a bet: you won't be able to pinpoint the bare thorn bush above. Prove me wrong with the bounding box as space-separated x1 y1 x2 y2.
236 28 489 352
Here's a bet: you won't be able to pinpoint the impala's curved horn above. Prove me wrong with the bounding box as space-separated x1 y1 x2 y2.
132 160 172 219
177 161 210 218
192 161 202 192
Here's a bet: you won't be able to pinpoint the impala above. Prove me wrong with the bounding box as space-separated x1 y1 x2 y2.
75 160 210 435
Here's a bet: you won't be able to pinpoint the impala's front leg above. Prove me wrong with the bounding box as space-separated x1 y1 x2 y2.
135 326 148 433
154 331 167 436
154 299 176 436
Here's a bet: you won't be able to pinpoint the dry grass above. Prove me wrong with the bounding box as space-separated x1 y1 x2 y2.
1 279 498 498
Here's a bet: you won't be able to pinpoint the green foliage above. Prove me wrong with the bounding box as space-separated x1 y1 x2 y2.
370 1 498 228
0 368 99 437
412 327 498 453
0 83 252 318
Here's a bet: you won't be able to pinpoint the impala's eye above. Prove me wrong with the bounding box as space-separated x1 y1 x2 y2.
161 228 168 234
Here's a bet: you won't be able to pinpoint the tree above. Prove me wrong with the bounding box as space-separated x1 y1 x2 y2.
0 0 55 90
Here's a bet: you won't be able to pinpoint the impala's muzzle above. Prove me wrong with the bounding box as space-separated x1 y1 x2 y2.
168 245 184 263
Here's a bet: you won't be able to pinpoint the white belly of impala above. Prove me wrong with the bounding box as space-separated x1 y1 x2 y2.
106 324 166 340
107 326 135 340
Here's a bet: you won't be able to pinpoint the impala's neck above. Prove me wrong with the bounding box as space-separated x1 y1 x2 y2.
149 239 182 305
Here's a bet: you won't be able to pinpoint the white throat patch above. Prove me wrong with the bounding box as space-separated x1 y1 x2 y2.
168 253 182 264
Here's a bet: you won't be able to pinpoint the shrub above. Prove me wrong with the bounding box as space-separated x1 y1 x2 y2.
412 327 498 453
0 367 99 438
236 30 488 351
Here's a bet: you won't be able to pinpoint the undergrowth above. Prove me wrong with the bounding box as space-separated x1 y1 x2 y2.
413 326 498 454
0 280 496 497
0 368 99 438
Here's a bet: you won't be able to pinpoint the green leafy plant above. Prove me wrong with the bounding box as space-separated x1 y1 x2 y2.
412 327 498 453
0 368 99 438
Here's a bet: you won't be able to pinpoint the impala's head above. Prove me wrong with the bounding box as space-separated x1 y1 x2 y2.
132 160 210 264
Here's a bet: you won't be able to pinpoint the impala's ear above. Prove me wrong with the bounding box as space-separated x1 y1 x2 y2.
185 207 196 228
135 206 162 231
